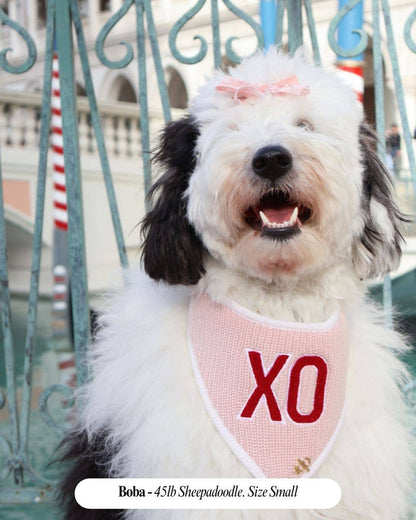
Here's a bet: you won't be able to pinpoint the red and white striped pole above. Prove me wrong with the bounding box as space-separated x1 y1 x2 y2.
336 62 364 104
51 50 76 391
52 51 69 231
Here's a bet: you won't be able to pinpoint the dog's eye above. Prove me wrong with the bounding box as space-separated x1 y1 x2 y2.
296 119 314 131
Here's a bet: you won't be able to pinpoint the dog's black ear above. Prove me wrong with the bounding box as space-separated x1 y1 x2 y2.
353 123 405 279
141 115 205 285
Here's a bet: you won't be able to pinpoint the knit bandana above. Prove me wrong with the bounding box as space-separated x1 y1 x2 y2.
188 292 349 478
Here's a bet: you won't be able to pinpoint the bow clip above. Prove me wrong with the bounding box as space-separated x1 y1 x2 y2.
215 75 310 103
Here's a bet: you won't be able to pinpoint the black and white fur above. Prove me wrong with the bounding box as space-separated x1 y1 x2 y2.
59 49 414 520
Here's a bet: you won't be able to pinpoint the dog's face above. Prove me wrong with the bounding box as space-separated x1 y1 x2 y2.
142 51 403 285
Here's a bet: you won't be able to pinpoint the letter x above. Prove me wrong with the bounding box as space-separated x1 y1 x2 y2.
240 351 289 421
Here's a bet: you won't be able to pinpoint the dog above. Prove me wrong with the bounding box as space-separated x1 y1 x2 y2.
60 49 414 520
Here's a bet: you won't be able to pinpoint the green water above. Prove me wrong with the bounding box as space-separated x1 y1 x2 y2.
0 504 57 520
0 298 69 519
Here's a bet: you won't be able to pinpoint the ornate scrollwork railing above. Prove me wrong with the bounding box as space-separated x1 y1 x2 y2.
404 9 416 53
0 0 415 513
168 0 264 67
328 0 368 58
0 7 36 74
39 384 75 437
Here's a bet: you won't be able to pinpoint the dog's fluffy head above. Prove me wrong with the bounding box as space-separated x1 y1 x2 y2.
142 49 403 285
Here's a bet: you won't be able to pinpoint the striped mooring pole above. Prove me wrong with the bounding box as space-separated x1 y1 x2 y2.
336 0 365 103
51 49 77 390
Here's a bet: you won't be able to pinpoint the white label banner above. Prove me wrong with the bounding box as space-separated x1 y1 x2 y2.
75 478 341 510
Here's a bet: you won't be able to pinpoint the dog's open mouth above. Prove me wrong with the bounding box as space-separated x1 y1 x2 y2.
244 191 312 239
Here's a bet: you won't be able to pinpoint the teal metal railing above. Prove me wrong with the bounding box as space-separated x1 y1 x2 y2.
0 0 415 510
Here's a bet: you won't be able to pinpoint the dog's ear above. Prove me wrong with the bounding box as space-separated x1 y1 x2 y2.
141 115 205 285
352 123 405 279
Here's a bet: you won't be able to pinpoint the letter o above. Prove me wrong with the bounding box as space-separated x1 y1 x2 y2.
287 355 327 423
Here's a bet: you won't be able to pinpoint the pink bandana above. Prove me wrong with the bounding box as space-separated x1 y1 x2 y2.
215 75 310 103
188 292 348 478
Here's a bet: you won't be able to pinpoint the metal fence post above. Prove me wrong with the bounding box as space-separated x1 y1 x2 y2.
287 0 303 54
54 0 90 385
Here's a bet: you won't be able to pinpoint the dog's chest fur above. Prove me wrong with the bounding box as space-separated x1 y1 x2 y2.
81 269 413 520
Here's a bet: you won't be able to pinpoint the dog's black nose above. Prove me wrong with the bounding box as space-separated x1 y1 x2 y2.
251 146 293 181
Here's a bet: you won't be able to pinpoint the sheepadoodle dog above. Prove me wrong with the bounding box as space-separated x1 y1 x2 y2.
60 49 414 520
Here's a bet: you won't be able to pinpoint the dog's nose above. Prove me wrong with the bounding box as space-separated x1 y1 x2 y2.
251 146 293 181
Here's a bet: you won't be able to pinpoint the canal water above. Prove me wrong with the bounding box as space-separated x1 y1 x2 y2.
0 297 71 519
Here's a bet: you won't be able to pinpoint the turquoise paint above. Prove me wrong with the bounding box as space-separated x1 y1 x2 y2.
404 9 416 53
19 0 56 476
71 0 129 269
55 0 90 387
0 7 36 73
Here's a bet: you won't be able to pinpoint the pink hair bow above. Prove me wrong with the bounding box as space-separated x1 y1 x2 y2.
215 75 310 103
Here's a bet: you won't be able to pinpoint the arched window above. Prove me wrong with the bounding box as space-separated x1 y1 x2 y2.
116 78 137 103
76 83 87 97
103 76 139 156
363 41 377 127
361 36 393 129
100 0 111 12
166 67 188 109
37 0 47 28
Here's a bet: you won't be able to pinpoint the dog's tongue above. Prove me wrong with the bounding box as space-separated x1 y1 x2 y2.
261 205 296 224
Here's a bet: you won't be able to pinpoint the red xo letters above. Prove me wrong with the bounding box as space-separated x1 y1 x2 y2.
240 351 328 424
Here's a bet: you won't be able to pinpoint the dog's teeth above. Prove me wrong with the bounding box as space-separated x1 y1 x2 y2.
289 207 298 225
259 211 270 226
260 208 300 231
